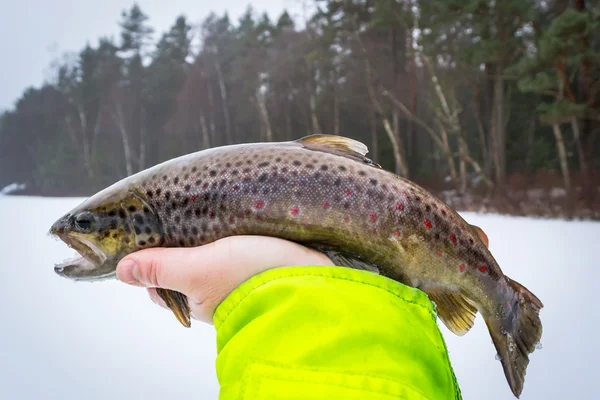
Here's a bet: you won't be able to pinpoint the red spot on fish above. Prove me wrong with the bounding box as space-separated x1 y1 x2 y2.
233 184 240 191
436 250 443 257
344 189 353 197
449 232 457 248
395 201 405 211
245 209 252 216
393 229 401 237
459 264 465 272
228 216 235 224
322 201 330 209
254 200 265 209
290 206 300 216
424 218 432 229
209 211 216 219
189 194 199 202
369 213 377 223
343 216 350 223
478 265 488 273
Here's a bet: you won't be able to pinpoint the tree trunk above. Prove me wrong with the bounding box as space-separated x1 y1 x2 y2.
365 63 408 177
139 106 146 171
489 61 506 189
333 91 339 137
199 111 211 149
114 104 134 177
370 106 378 164
552 123 571 189
255 92 273 142
207 81 217 145
309 91 322 136
570 117 587 174
214 59 232 144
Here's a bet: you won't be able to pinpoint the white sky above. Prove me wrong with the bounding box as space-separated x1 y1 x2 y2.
0 0 312 112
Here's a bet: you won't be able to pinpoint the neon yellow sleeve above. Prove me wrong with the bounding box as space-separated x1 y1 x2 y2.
213 266 462 400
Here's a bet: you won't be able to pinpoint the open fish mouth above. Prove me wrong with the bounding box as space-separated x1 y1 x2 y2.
53 235 113 281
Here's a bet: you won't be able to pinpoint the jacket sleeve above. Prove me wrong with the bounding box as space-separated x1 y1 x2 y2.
213 266 462 400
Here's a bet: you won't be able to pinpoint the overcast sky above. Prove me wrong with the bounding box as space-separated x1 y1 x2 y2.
0 0 311 112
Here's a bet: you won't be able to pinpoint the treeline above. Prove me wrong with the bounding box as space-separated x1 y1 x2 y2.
1 1 599 217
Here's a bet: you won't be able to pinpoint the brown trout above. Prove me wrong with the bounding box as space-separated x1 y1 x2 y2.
49 135 543 398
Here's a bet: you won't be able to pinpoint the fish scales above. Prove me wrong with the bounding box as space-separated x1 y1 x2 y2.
49 135 543 398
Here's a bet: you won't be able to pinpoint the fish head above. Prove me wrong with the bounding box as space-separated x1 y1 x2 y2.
49 186 163 281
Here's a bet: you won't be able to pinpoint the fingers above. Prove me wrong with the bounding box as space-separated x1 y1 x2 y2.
116 235 334 323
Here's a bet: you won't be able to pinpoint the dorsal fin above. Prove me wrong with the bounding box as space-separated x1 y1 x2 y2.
296 134 381 168
470 224 489 247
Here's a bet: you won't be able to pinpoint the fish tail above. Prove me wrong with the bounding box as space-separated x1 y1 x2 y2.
485 277 543 398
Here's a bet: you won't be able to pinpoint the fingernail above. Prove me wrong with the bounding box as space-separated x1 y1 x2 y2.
117 260 142 286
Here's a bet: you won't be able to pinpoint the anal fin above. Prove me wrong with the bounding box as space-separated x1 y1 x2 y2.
422 287 478 336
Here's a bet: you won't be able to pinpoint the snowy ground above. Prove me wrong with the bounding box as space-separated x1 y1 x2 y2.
0 196 597 399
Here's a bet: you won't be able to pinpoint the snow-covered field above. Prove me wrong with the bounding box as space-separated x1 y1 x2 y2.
0 196 597 399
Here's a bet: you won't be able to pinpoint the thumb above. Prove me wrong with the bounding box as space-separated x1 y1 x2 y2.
115 246 215 296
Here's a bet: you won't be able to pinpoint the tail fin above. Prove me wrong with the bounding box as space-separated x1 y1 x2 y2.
486 277 543 398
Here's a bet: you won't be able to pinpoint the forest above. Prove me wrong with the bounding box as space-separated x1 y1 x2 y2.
1 0 598 219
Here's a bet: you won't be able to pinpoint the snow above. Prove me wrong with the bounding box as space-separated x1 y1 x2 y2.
0 196 597 399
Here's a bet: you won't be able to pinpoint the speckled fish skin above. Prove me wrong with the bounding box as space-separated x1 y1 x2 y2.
49 135 543 398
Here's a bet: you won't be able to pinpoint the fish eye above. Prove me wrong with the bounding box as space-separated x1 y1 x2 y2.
74 212 94 232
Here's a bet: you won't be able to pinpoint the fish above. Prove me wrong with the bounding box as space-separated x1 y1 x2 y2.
49 134 543 398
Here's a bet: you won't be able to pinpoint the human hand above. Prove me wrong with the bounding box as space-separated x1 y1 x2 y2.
115 235 335 324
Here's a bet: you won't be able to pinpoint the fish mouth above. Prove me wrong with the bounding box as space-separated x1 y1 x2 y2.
53 234 114 281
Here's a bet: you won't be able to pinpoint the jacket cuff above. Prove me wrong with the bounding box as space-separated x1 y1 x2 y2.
213 266 461 400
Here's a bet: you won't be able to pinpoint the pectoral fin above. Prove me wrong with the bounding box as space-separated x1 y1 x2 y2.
156 288 191 328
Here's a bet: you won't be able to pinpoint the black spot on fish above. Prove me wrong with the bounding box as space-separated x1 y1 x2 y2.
184 174 189 180
182 227 188 236
320 165 328 171
148 237 155 244
201 206 208 216
156 188 162 196
174 177 180 185
108 210 116 217
293 160 301 166
109 220 118 230
242 168 251 174
178 240 185 246
220 179 227 187
258 161 269 168
182 198 189 208
112 233 118 239
275 157 282 162
434 233 440 240
425 205 431 212
338 165 347 172
282 167 288 173
358 171 366 176
202 193 210 202
134 215 143 224
128 206 136 212
184 184 191 191
194 208 201 217
165 191 171 201
258 173 268 182
203 182 209 189
171 201 178 210
370 179 378 186
246 160 252 165
144 226 152 234
185 209 192 218
232 170 239 176
225 162 231 168
305 164 314 169
134 226 141 235
143 207 150 214
123 237 130 244
209 170 217 177
195 179 202 186
162 175 167 181
192 166 197 173
343 202 350 209
192 226 199 235
175 192 182 199
415 196 421 202
334 178 341 186
119 209 126 219
138 240 146 246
